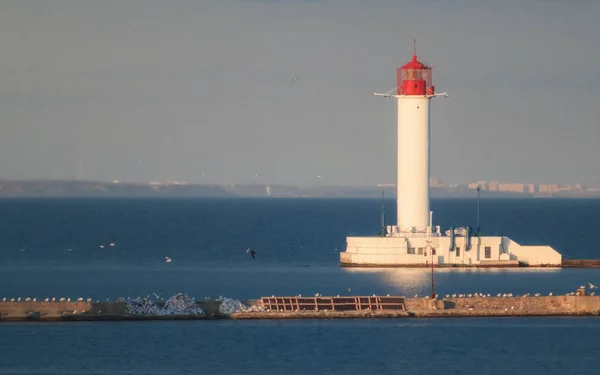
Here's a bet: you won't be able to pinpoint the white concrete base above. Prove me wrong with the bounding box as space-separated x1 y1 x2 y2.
340 234 562 267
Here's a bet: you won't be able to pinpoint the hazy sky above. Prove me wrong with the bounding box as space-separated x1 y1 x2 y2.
1 0 599 186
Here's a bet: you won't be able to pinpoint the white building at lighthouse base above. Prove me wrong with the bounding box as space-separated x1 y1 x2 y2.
340 226 562 267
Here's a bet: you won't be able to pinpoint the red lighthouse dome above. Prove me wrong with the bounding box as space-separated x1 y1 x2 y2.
397 45 434 96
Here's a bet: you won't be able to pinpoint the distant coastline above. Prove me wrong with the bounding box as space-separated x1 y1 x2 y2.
0 180 599 199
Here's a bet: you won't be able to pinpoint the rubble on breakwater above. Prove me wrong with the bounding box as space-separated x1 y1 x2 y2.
0 293 263 322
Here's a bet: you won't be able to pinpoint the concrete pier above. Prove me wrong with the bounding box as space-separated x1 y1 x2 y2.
341 234 563 268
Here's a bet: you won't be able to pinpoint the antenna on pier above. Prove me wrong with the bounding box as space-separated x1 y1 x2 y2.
476 185 481 235
380 190 386 237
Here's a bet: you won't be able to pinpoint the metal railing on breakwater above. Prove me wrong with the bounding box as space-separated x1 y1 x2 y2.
260 296 406 312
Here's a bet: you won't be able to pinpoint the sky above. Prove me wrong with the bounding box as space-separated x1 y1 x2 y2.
1 0 599 186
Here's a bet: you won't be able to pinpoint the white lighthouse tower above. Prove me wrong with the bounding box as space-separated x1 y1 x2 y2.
339 42 562 268
375 42 446 233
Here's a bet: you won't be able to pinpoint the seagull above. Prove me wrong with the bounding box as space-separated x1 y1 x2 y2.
254 173 259 178
201 172 206 177
99 245 105 249
165 256 172 263
109 241 116 247
292 77 299 82
316 175 322 179
588 283 596 289
549 292 553 296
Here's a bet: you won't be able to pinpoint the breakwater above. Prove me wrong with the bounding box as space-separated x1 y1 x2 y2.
1 292 599 322
562 259 600 268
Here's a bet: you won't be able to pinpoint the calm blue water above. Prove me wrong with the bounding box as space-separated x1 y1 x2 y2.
1 198 600 374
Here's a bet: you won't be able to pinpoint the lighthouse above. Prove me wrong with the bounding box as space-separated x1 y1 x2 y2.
375 42 446 233
339 42 562 268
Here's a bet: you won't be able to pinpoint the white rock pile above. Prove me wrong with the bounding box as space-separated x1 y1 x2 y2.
217 297 265 314
124 293 204 315
126 297 162 315
162 293 204 315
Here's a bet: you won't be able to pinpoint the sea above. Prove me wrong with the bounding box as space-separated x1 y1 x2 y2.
1 197 600 375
